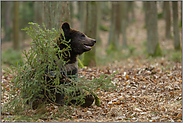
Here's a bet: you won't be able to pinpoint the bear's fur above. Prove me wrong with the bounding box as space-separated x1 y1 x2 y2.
56 22 96 76
31 22 96 109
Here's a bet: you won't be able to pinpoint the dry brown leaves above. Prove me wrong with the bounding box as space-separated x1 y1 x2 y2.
1 2 182 122
1 59 182 122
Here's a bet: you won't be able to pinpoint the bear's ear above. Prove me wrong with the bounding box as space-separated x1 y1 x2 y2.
61 22 70 33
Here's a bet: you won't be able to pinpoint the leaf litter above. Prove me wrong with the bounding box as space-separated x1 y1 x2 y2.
1 2 182 122
1 59 182 122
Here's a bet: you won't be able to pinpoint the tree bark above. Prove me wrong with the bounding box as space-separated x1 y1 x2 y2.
164 1 171 39
145 1 162 56
69 2 73 26
82 2 98 67
60 2 71 26
172 1 181 50
144 2 148 28
108 2 121 51
34 1 43 26
96 1 102 43
2 1 12 42
78 1 86 33
43 1 71 31
121 1 128 48
180 1 182 27
13 1 20 51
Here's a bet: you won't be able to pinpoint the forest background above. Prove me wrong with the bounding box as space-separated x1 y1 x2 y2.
1 1 182 122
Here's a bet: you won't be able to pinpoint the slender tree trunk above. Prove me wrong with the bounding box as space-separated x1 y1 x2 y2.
144 2 148 28
60 2 71 26
2 1 12 41
77 1 87 61
34 1 43 26
164 1 171 39
78 1 86 33
43 1 54 30
43 2 71 31
172 1 181 50
121 1 127 48
96 2 102 43
82 2 98 67
131 1 135 22
69 2 73 26
101 1 111 17
108 2 121 52
145 1 162 56
180 1 182 27
13 1 20 51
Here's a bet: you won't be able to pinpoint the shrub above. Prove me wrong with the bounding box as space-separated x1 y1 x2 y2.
2 22 117 118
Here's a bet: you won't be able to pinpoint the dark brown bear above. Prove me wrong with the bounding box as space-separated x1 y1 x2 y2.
31 22 96 109
54 22 96 106
57 22 96 76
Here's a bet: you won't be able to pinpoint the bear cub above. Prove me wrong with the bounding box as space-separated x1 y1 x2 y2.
31 22 96 109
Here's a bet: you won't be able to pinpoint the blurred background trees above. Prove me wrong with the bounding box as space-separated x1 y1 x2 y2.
164 1 171 39
1 1 182 67
1 1 12 42
172 1 181 50
144 1 162 56
108 2 121 52
12 1 20 51
82 2 98 67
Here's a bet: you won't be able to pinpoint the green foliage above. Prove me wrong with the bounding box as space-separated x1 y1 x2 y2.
179 20 182 28
1 49 23 65
82 50 96 66
157 12 164 19
2 22 65 114
143 41 162 57
2 22 117 119
127 45 136 55
106 42 118 54
77 57 85 68
169 51 182 62
152 43 162 57
100 24 109 31
97 48 129 66
2 26 12 42
174 45 181 51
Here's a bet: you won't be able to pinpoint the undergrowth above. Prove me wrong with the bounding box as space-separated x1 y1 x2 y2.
2 22 117 120
1 49 23 66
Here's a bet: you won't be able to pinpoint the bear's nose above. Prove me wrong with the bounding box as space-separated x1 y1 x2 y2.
93 39 96 43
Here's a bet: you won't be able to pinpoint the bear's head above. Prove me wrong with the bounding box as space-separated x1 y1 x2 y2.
60 22 96 55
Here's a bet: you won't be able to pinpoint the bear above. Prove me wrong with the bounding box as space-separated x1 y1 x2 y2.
30 22 96 109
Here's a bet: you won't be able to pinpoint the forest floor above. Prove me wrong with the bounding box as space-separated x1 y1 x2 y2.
1 1 182 122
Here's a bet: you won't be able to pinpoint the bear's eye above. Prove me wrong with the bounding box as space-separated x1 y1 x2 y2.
81 34 85 38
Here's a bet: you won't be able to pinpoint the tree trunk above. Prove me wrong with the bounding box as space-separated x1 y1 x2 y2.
144 2 148 28
96 2 102 43
13 1 20 51
145 1 162 56
2 1 12 42
101 1 111 18
60 2 71 26
164 1 171 39
172 1 181 50
129 1 135 22
78 1 86 33
43 1 71 31
180 1 182 27
121 1 128 48
34 1 43 26
69 2 73 26
82 2 98 67
108 2 121 51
